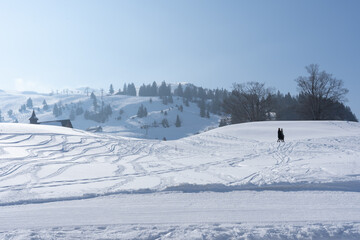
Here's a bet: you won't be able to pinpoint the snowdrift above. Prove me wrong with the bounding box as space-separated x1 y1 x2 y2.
0 120 359 205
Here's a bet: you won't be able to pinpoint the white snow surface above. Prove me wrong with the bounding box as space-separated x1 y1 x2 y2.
1 120 360 239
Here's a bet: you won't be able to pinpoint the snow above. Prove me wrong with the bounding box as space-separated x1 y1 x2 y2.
0 120 360 238
0 91 220 140
1 192 360 239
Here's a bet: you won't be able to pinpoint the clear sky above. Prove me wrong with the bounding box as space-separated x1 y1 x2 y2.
0 0 359 117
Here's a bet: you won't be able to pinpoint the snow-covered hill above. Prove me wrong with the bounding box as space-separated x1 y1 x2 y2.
1 120 360 239
0 90 219 140
0 120 359 204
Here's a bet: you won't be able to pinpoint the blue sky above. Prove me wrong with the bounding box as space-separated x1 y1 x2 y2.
0 0 359 117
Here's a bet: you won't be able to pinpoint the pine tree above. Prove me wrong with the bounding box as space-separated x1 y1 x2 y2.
144 107 148 117
139 84 146 96
109 84 114 95
90 92 96 100
175 83 183 97
123 83 127 95
26 98 33 109
175 115 181 127
151 81 158 96
137 104 147 118
42 99 49 111
19 104 26 113
161 118 169 128
219 119 227 127
127 83 137 96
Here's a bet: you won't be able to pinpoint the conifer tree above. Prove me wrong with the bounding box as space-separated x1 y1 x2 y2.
161 118 169 128
123 83 127 95
151 81 158 96
219 119 227 127
127 83 137 96
199 99 206 118
26 98 33 109
137 104 147 118
42 99 49 111
109 84 114 95
175 115 181 127
175 83 183 97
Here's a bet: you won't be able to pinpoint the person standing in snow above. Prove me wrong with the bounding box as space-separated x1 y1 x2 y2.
277 128 285 142
277 128 282 142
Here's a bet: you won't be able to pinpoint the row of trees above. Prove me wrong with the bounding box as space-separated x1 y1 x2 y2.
8 64 357 125
223 64 357 124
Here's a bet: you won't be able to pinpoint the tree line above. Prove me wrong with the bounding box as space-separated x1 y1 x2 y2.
105 64 357 125
7 64 356 125
223 64 357 124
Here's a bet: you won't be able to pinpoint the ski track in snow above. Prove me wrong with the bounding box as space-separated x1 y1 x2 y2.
0 121 360 206
1 121 360 238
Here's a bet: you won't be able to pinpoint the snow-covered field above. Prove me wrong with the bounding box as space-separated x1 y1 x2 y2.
0 120 360 239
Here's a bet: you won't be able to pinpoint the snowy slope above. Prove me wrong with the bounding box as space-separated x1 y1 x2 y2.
1 120 360 239
0 120 359 205
0 90 219 140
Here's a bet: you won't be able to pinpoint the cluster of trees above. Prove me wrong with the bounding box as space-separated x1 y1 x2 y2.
109 81 228 117
137 81 172 97
84 92 113 123
137 104 148 118
223 64 357 125
6 64 356 127
114 83 136 96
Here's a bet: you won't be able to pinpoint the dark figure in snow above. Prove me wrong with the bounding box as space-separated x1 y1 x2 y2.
277 128 285 142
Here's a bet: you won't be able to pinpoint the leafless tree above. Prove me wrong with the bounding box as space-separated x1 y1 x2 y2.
295 64 348 120
224 82 273 123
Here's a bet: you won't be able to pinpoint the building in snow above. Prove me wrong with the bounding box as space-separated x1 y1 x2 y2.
29 110 73 128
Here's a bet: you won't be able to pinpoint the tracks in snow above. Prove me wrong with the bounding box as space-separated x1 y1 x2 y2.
0 129 360 205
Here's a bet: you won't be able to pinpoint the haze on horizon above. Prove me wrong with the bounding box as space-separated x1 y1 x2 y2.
0 0 359 117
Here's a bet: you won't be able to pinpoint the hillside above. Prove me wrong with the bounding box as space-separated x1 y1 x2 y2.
1 120 360 239
0 120 359 205
0 90 220 140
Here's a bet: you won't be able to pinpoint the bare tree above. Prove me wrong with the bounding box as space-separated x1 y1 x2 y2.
295 64 349 120
223 82 273 123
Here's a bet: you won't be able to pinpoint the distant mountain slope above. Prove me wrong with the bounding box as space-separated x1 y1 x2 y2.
0 90 220 139
0 120 359 205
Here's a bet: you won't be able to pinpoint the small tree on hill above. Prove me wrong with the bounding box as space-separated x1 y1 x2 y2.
26 98 33 109
137 104 148 118
161 118 169 128
109 84 114 95
19 104 26 113
175 115 181 127
42 99 49 111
